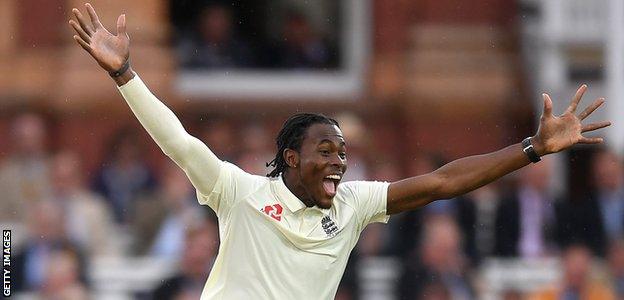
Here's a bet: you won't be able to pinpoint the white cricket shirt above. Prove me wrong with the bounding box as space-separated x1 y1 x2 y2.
199 161 389 299
114 75 389 299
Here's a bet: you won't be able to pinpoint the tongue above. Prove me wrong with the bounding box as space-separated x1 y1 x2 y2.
323 180 336 195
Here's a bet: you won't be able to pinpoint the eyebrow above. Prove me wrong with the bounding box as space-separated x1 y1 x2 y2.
319 139 346 147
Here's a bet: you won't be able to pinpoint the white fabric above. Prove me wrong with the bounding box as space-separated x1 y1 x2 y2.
199 162 389 299
117 75 221 196
117 75 390 299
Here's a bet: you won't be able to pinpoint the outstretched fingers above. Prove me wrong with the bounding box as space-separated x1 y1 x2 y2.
73 35 92 53
72 8 93 35
566 84 587 114
582 121 611 133
578 136 604 144
578 98 605 120
85 3 103 29
69 20 91 43
542 93 553 117
116 14 127 37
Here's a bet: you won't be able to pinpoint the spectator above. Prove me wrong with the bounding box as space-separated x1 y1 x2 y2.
370 160 402 182
236 123 273 175
419 278 451 300
356 161 401 259
93 127 157 225
469 184 501 262
177 4 255 69
152 220 219 299
51 150 120 257
529 244 614 300
495 156 560 257
358 223 385 257
39 248 88 300
0 112 51 225
607 239 624 297
13 200 87 293
199 118 238 162
558 149 624 256
132 161 206 258
334 113 369 182
593 150 624 240
393 153 477 263
399 215 474 300
501 289 524 300
271 11 336 69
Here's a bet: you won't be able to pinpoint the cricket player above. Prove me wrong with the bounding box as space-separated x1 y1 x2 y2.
69 3 611 299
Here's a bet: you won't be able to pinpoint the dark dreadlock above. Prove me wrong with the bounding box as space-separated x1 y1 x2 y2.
266 113 339 177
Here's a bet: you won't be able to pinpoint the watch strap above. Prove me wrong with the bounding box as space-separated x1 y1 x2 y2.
109 60 130 77
522 137 541 163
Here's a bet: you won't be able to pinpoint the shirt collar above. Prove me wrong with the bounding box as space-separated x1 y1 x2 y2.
276 174 307 213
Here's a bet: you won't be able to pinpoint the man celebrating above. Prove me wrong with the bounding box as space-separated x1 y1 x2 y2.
69 3 611 299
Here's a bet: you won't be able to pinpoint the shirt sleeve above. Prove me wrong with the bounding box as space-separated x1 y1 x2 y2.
344 181 390 227
116 74 221 197
197 161 267 217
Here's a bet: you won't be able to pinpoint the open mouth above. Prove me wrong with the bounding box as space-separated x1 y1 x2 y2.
322 174 342 197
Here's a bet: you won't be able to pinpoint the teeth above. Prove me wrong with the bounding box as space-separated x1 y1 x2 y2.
325 174 341 180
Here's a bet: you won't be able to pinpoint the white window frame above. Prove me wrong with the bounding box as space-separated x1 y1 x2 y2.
175 0 370 101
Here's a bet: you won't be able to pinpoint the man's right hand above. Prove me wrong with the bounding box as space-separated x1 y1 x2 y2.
69 3 131 79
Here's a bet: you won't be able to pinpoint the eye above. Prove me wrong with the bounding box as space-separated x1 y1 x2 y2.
320 150 330 156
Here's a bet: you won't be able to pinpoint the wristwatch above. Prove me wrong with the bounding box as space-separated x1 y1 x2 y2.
109 60 130 77
522 137 541 163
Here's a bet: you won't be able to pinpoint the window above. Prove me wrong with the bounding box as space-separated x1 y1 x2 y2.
170 0 370 99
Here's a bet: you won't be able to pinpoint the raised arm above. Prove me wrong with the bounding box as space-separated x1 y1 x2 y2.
69 3 220 195
387 85 611 214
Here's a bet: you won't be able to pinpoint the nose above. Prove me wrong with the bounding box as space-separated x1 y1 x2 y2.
330 154 346 169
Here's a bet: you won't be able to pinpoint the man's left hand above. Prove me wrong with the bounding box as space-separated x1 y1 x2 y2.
532 84 611 156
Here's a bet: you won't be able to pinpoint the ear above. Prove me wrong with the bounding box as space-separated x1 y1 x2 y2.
283 148 299 168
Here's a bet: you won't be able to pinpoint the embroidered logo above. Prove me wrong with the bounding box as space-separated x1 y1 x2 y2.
321 215 339 237
261 204 283 221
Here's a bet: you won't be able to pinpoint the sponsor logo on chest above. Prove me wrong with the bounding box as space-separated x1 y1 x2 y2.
261 203 283 221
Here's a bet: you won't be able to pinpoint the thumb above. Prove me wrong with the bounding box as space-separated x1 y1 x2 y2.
542 93 553 117
116 14 127 37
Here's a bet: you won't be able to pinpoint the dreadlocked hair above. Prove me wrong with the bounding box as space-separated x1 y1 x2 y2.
266 113 339 177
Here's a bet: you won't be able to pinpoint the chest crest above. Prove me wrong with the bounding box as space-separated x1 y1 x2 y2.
321 215 339 237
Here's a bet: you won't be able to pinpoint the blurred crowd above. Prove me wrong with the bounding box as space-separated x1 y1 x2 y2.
2 110 624 300
171 1 339 70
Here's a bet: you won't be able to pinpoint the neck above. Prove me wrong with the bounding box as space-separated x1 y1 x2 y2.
282 169 315 207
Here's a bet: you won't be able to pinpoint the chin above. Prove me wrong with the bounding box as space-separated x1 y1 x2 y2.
316 198 334 209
